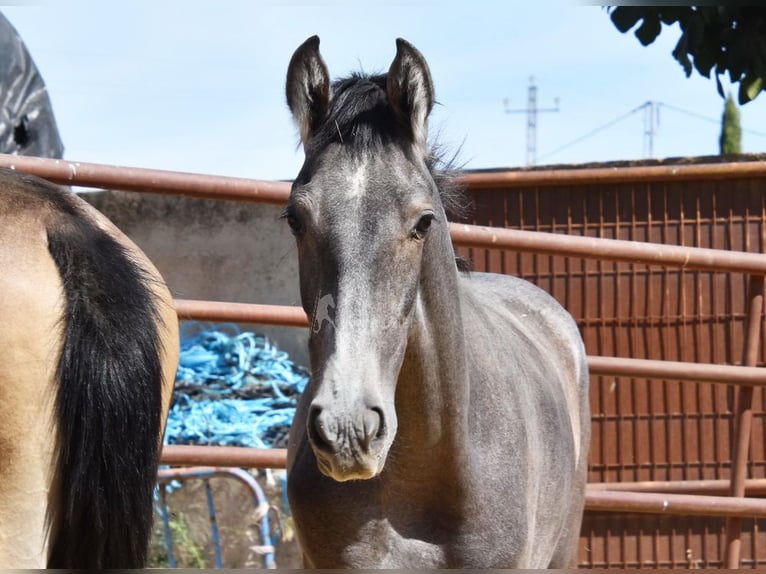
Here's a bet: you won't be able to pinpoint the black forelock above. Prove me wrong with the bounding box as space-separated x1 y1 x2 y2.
302 72 470 223
307 73 398 156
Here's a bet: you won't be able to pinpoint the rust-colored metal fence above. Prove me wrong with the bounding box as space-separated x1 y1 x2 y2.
460 160 766 569
4 153 766 569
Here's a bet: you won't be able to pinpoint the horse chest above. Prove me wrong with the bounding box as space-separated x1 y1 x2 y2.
290 472 447 566
291 460 527 567
337 520 449 568
301 510 533 568
299 509 462 568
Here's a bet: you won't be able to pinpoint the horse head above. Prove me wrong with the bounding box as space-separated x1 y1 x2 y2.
285 36 450 481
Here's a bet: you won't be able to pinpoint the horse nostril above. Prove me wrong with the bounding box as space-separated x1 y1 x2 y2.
309 406 338 454
361 407 385 448
309 404 387 454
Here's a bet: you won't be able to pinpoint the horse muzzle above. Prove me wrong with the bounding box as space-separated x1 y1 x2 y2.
307 404 391 481
314 449 384 482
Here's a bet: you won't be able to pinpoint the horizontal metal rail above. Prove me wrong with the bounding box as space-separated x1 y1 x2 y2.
175 299 308 327
586 490 766 519
161 444 288 469
587 355 766 386
159 446 766 519
460 160 766 189
5 153 766 194
4 154 766 275
174 299 766 386
588 478 766 497
449 223 766 275
0 154 291 204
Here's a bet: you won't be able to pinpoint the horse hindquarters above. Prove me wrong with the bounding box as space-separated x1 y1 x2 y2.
0 171 178 568
0 226 63 568
43 198 179 568
548 355 591 568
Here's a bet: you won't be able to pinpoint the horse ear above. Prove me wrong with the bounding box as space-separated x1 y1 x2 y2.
387 38 434 147
286 35 331 146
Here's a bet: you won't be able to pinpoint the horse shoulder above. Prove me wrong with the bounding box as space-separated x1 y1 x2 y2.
457 272 590 565
459 271 587 397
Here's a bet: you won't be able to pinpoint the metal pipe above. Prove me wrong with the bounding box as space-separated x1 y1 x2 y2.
5 154 766 275
448 222 766 275
588 478 766 496
157 466 276 568
585 489 766 519
459 160 766 189
156 454 766 519
172 298 766 385
161 445 288 468
0 154 291 204
587 355 766 386
157 485 177 568
204 480 224 569
725 274 765 568
173 296 766 390
158 450 766 519
175 299 309 327
5 153 766 194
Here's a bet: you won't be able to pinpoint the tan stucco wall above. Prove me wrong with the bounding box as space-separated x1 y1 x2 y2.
82 189 309 367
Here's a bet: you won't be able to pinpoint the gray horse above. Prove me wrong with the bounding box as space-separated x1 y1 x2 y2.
284 36 591 568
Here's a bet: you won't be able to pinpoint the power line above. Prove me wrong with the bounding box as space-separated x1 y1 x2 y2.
537 99 766 163
660 102 766 138
537 104 644 162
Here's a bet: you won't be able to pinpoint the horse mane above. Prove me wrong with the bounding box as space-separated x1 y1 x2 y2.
306 72 471 226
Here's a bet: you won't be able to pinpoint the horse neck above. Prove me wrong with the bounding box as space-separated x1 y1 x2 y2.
395 226 471 463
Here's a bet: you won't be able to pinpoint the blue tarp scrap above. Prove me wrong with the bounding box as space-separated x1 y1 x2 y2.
164 322 309 449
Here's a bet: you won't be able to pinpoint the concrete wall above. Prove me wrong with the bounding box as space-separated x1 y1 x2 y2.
82 190 309 367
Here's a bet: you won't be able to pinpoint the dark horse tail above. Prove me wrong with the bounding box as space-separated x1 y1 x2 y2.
44 193 165 568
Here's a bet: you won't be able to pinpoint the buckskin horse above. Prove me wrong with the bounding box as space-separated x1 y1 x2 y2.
0 168 179 568
284 36 591 568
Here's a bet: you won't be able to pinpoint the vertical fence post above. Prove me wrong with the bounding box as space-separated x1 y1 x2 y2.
204 479 225 569
158 484 177 568
725 274 765 569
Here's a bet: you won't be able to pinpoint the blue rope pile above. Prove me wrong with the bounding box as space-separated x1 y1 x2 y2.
164 322 309 449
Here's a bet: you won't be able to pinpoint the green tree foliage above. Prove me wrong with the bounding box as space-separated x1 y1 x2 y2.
719 93 742 154
608 7 766 104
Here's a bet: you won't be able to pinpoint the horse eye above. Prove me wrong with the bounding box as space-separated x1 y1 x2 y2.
412 212 435 239
281 206 303 235
287 215 302 232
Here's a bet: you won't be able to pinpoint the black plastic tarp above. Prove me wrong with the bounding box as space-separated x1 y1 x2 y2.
0 11 63 158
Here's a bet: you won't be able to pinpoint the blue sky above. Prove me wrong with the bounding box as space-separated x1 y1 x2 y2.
4 1 766 180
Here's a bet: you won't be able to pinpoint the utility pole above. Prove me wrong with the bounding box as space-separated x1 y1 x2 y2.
642 100 660 158
504 76 559 166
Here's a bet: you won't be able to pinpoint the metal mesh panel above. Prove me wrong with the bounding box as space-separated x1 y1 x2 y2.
458 178 766 568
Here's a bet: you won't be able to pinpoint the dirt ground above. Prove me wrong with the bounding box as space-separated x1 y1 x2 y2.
149 469 303 569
